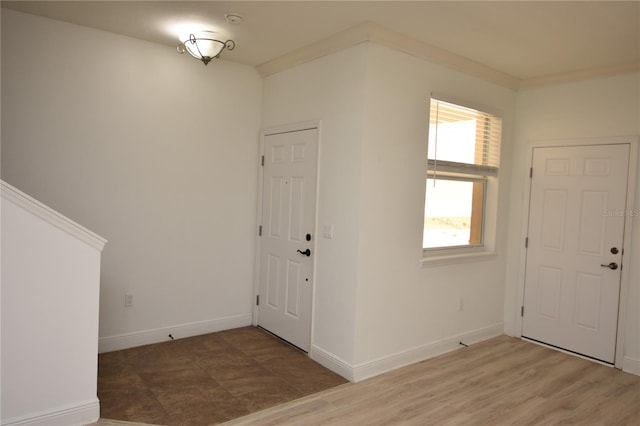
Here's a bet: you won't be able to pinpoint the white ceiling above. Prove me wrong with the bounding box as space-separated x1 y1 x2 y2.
3 1 639 81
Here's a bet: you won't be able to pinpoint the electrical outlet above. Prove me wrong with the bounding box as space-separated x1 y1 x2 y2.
125 293 134 308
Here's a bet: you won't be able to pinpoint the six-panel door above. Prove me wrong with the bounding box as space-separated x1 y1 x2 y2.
258 128 318 352
522 144 629 363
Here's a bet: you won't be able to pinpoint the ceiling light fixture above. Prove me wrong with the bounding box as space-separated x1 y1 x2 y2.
177 31 235 66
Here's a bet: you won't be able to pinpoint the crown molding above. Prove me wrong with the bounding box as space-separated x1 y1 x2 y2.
363 22 521 90
257 21 520 90
257 22 639 91
519 62 640 89
256 22 372 77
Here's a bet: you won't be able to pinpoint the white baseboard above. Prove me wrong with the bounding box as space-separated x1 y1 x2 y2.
622 356 640 376
98 313 252 353
308 323 503 383
1 399 99 426
309 345 354 382
352 323 504 382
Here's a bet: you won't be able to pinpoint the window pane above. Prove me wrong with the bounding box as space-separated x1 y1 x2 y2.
423 179 484 249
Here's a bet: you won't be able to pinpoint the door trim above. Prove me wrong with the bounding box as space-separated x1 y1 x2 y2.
252 120 322 349
515 135 639 369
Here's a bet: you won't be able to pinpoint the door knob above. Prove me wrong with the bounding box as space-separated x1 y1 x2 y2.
297 249 311 257
600 262 618 270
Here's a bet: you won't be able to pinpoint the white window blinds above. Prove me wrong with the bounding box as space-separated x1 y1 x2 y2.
428 98 502 177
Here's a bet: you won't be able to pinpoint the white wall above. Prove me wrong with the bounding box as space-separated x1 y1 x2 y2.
505 72 640 372
353 44 516 371
1 10 262 349
262 42 517 377
262 44 369 367
1 182 105 425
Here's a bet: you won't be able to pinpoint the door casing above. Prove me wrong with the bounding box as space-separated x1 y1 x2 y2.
252 120 321 351
515 136 639 368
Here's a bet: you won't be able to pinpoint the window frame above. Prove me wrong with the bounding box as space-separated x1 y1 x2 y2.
422 95 502 265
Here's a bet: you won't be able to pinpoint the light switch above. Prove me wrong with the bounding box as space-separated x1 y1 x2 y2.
322 224 334 239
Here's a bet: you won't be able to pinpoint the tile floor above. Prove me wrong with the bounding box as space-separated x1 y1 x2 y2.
98 326 347 425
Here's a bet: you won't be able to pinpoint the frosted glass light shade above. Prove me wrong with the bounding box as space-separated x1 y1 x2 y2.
184 33 224 59
177 31 235 65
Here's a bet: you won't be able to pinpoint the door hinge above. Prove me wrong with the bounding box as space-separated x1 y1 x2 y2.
261 155 264 166
530 167 533 178
256 295 260 306
525 237 528 248
258 225 262 236
521 306 524 317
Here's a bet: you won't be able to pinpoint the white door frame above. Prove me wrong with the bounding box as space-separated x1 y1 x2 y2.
252 120 322 349
515 135 639 368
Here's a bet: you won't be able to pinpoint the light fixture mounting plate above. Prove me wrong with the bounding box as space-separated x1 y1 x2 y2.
225 13 243 24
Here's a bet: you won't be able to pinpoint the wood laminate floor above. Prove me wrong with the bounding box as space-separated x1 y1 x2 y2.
222 335 639 426
97 334 640 426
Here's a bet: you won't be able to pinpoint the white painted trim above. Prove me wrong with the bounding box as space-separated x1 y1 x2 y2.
261 120 322 137
257 22 519 90
98 314 252 353
309 344 354 382
256 22 638 91
256 23 370 78
364 23 519 90
421 250 497 268
352 323 503 383
0 181 107 251
252 130 266 328
622 356 640 376
513 144 536 339
615 139 638 368
519 62 640 89
309 123 323 361
312 324 503 383
516 136 639 370
1 398 99 426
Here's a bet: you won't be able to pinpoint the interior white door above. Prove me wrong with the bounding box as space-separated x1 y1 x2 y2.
257 127 318 351
522 144 630 363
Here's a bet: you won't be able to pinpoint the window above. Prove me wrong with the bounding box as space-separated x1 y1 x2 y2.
423 97 502 253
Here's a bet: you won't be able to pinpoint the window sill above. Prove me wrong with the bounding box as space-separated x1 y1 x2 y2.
421 250 497 268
